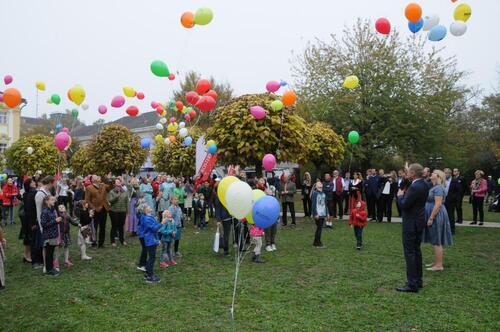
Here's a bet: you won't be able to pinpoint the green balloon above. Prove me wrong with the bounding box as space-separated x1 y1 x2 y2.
51 94 61 105
348 131 360 144
71 109 79 117
150 60 170 77
270 100 284 111
194 7 214 25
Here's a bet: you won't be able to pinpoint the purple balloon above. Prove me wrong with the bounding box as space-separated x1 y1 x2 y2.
249 105 266 120
266 80 281 93
98 105 107 114
54 132 70 151
111 96 125 108
262 153 276 171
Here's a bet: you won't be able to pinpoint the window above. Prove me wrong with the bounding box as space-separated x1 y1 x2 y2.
0 112 7 125
0 143 6 154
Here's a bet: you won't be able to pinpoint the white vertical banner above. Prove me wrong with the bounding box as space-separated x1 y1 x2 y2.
195 135 207 176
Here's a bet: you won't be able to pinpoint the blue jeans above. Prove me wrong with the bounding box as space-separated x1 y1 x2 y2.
3 206 14 225
145 245 157 277
160 241 173 262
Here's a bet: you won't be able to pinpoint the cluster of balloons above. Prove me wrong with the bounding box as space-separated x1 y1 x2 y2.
180 7 214 29
217 176 280 229
181 79 217 114
266 80 296 107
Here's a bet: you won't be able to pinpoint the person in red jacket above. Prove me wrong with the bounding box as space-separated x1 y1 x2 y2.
2 178 19 226
349 200 367 250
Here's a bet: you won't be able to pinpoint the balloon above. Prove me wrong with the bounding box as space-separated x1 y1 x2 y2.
54 132 70 151
3 88 22 108
375 18 391 35
164 137 171 145
184 114 191 121
280 80 287 87
422 14 439 31
205 139 216 149
156 123 164 130
343 75 359 89
111 96 125 108
428 25 447 42
189 110 197 119
155 105 164 115
26 147 34 155
159 117 167 124
245 189 266 224
204 89 218 100
136 92 145 100
50 93 61 105
208 144 217 154
454 3 471 22
266 80 281 93
185 91 200 105
405 3 422 23
55 124 63 131
181 11 195 28
408 18 423 33
68 85 86 105
36 81 46 91
3 75 13 85
150 60 170 77
169 135 176 143
98 105 107 114
126 105 139 117
252 196 280 229
71 109 79 117
155 134 163 144
123 86 135 98
249 106 267 120
184 136 193 146
225 181 253 219
179 128 188 138
270 100 284 111
348 131 360 144
169 117 176 123
151 101 159 109
195 96 216 112
196 79 211 95
281 90 297 106
168 73 176 81
81 103 89 110
61 127 70 133
141 138 151 149
175 101 184 111
178 121 186 129
0 94 3 102
167 122 178 132
450 21 467 37
262 154 276 171
194 7 214 25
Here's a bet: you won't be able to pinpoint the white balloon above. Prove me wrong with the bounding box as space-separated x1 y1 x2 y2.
225 181 253 219
179 122 186 129
26 147 34 155
159 117 167 124
81 104 89 110
422 14 439 31
450 21 467 37
164 137 170 145
179 128 188 138
156 123 163 130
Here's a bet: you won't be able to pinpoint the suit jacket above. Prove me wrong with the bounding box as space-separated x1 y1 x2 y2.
398 179 429 226
366 175 380 196
445 177 460 205
85 183 111 212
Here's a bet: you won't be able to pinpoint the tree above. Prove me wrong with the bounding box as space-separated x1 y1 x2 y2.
5 134 60 175
152 135 198 176
70 145 96 176
206 93 310 175
306 122 346 178
292 19 471 170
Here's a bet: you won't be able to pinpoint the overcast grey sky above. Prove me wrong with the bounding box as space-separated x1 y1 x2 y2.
1 0 498 125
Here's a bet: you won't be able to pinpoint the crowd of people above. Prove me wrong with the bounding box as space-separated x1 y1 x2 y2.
0 164 496 288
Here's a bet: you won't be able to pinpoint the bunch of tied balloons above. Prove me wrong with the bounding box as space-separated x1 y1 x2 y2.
180 7 214 29
217 176 280 229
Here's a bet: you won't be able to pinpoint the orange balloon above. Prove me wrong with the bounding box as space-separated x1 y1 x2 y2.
281 90 297 107
181 12 195 28
405 3 422 23
67 89 73 102
169 135 176 143
3 88 22 108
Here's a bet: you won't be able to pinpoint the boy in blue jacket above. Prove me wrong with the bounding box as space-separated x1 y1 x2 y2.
139 203 165 284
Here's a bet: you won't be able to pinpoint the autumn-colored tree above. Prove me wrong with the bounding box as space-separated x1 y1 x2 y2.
5 134 60 175
306 122 346 178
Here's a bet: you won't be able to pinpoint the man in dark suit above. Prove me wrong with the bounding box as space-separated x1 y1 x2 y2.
444 168 460 234
396 163 430 293
396 169 411 217
366 169 379 221
453 168 466 224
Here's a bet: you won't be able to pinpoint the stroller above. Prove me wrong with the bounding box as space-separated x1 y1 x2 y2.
489 193 500 213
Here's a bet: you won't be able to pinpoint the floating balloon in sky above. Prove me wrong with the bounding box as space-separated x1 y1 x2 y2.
3 88 22 108
408 18 424 33
266 81 281 93
150 60 170 77
196 79 211 95
422 14 439 31
168 73 176 81
450 21 467 37
181 11 195 28
136 92 145 100
194 7 214 25
454 3 472 22
98 105 107 114
36 81 46 91
3 75 13 85
51 93 61 105
405 3 422 23
68 85 86 105
375 18 391 35
281 90 297 106
249 106 267 120
111 96 125 108
195 96 216 112
123 86 136 97
428 25 447 42
126 105 139 117
81 103 89 110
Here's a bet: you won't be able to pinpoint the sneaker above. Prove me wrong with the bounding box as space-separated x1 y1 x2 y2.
81 255 92 261
170 260 177 266
356 245 361 250
64 260 74 268
111 243 117 247
160 261 169 268
136 266 147 272
470 221 477 225
32 263 44 270
265 245 273 252
175 252 182 257
145 276 161 284
271 244 277 251
46 269 61 277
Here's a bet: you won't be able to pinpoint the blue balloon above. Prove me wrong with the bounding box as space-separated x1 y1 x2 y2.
141 138 151 149
428 25 447 42
184 136 193 146
408 18 423 33
55 124 62 131
252 196 280 229
208 144 217 154
280 80 287 87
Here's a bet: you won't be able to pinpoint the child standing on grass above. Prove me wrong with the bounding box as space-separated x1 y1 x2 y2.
56 204 79 268
250 224 265 263
196 193 208 230
169 197 184 257
135 198 147 273
264 188 278 252
75 201 93 260
160 210 177 268
140 203 165 284
349 200 367 250
311 181 327 248
40 195 61 276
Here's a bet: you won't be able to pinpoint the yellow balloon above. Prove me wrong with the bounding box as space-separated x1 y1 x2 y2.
69 85 86 105
161 110 167 117
454 3 471 22
205 139 216 149
36 81 46 91
217 176 239 208
47 98 53 104
155 134 163 143
123 86 136 98
343 75 359 89
167 122 178 132
245 189 266 224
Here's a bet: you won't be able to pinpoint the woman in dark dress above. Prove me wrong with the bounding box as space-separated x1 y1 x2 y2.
20 179 38 264
349 172 363 212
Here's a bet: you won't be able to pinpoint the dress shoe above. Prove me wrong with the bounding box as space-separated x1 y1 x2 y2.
470 221 477 225
396 285 418 293
479 222 484 226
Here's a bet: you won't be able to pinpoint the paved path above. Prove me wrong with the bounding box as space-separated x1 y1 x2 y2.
289 213 500 228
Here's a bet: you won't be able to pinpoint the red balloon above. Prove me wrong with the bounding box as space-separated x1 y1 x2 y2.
175 101 184 111
168 73 176 81
185 91 200 105
204 89 218 100
195 79 211 95
375 18 391 35
156 105 164 115
136 92 145 100
189 110 197 119
126 106 139 117
195 96 216 112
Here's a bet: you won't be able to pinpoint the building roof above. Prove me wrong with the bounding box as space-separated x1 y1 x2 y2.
21 116 42 126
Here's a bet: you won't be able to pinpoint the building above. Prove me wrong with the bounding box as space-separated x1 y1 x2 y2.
0 93 25 153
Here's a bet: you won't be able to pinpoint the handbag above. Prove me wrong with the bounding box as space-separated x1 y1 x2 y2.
213 225 220 253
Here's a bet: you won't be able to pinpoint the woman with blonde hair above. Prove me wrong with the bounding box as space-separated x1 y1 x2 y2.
301 172 312 217
470 170 487 225
423 170 453 271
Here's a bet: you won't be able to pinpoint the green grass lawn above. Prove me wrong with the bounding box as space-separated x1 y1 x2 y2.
1 218 499 331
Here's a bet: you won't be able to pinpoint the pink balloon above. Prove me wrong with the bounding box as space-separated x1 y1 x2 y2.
3 75 13 85
98 105 107 114
249 106 267 120
111 96 125 108
151 101 159 109
262 154 277 171
184 114 191 121
266 80 281 93
169 117 176 123
61 127 69 133
54 132 70 151
0 94 3 102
